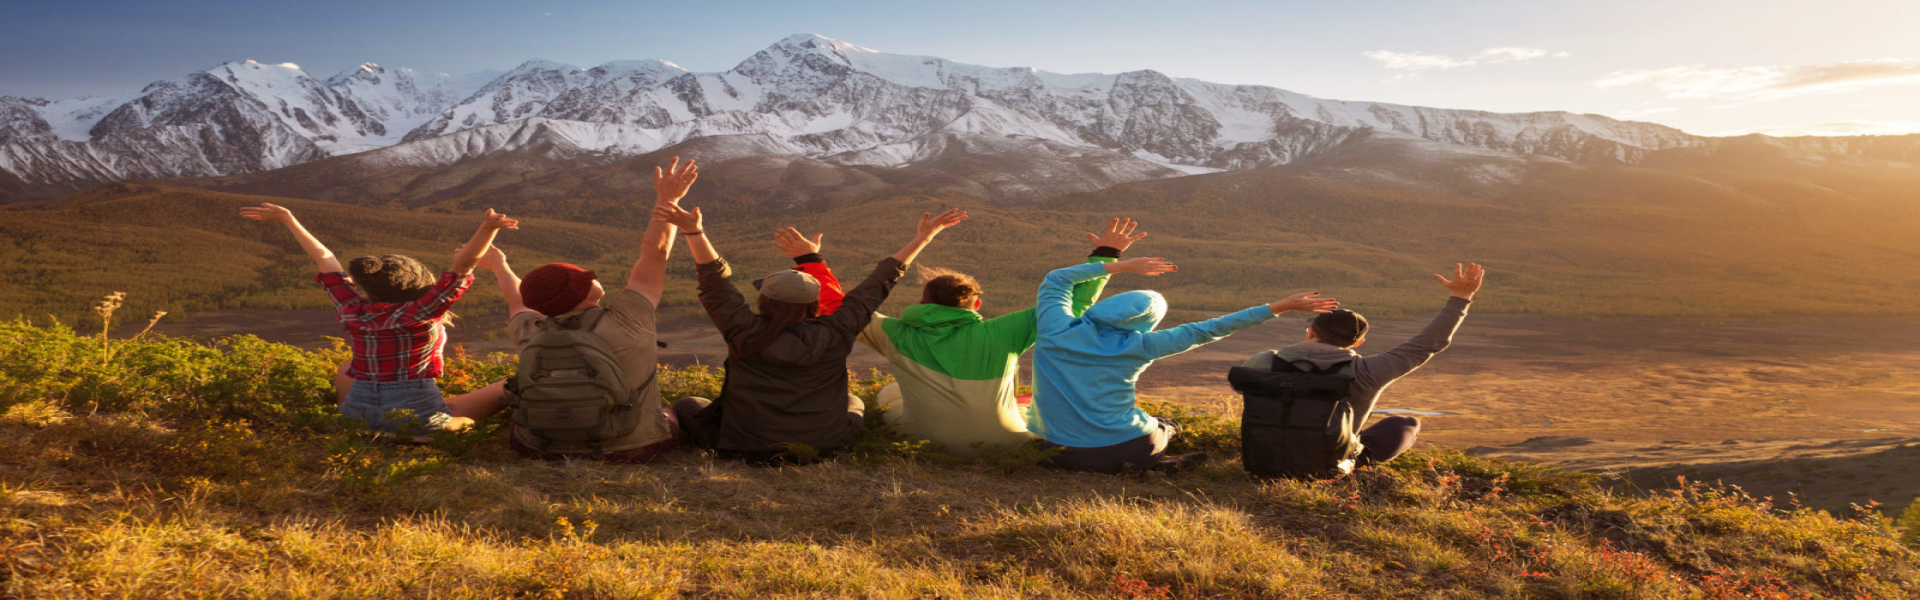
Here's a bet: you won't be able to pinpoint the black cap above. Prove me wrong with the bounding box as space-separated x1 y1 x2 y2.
1309 309 1368 344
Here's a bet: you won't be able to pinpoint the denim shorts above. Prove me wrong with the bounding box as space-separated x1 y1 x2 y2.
340 379 452 433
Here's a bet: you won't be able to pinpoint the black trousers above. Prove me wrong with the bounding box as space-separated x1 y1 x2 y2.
1040 415 1181 474
672 395 864 464
1355 415 1422 467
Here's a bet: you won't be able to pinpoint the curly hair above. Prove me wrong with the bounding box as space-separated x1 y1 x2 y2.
348 255 437 304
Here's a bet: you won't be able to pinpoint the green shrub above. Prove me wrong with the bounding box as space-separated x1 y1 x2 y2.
1899 497 1920 550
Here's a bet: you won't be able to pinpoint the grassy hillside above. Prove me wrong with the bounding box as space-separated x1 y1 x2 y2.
0 185 676 326
2 319 1917 598
11 131 1920 328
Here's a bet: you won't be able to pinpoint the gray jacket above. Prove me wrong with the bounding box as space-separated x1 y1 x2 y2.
1241 296 1470 431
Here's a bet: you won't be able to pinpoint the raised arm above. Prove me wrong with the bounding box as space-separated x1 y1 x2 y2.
477 246 527 315
653 201 758 339
654 202 718 265
628 157 698 306
1035 257 1178 337
988 217 1145 346
450 209 519 274
1139 291 1339 359
819 210 966 335
890 209 969 266
240 203 342 273
1074 217 1148 313
1355 263 1483 388
774 226 844 314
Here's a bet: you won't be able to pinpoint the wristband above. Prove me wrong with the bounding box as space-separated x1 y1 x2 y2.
793 253 824 265
682 230 704 236
1089 246 1122 259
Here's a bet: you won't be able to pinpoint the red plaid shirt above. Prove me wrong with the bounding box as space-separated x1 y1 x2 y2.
316 270 473 382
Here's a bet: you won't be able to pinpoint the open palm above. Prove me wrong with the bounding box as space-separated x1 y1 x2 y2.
1433 263 1486 299
917 208 969 237
653 156 699 205
773 227 824 258
1083 217 1149 252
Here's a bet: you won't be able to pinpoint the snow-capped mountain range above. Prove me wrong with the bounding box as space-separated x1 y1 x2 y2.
0 34 1906 202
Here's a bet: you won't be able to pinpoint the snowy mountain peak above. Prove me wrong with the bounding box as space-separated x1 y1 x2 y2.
589 59 688 81
7 33 1832 203
774 33 867 52
221 60 307 73
505 59 582 76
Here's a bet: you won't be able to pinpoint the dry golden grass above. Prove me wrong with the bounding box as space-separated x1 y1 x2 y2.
2 318 1917 599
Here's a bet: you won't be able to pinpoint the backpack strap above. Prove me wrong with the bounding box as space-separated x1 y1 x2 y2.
1319 360 1354 375
501 377 522 407
536 307 609 332
1267 351 1298 373
576 307 609 332
1270 351 1354 375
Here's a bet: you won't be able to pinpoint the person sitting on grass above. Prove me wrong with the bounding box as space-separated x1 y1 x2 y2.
441 158 702 462
765 218 1145 459
654 200 968 463
1028 258 1340 474
1233 263 1484 478
239 202 517 434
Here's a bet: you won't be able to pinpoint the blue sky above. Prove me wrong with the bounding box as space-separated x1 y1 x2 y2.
3 0 1916 136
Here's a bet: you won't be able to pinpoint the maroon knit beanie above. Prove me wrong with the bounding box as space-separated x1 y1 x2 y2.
521 263 597 316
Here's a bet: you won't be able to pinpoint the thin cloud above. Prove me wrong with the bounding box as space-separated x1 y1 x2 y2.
1609 106 1678 120
1594 59 1920 101
1718 120 1920 137
1363 47 1566 72
1363 50 1476 70
1477 47 1548 62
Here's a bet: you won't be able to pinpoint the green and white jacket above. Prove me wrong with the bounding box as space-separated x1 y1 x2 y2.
856 252 1115 457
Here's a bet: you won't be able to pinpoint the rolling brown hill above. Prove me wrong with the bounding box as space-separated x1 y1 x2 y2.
7 130 1920 328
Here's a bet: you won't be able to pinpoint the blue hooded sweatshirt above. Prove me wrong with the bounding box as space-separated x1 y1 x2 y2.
1026 262 1277 448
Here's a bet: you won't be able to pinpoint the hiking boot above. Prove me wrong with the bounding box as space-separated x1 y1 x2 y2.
1151 452 1209 473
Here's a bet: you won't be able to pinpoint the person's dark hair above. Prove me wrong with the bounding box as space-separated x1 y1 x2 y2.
348 255 436 304
919 268 982 308
731 296 821 360
1309 309 1369 348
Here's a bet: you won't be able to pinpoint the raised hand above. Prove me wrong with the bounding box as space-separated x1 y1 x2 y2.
243 201 340 272
453 243 510 272
450 210 515 275
772 227 823 258
916 208 969 238
479 245 508 271
1083 217 1149 252
480 208 520 231
652 203 704 232
1107 256 1178 277
890 208 969 265
654 157 699 205
239 203 296 224
1433 262 1485 300
1269 292 1340 315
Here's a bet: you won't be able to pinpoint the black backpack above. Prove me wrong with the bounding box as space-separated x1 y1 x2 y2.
503 309 649 455
1228 352 1361 479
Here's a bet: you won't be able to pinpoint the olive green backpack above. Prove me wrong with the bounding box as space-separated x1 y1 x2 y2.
504 309 646 455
